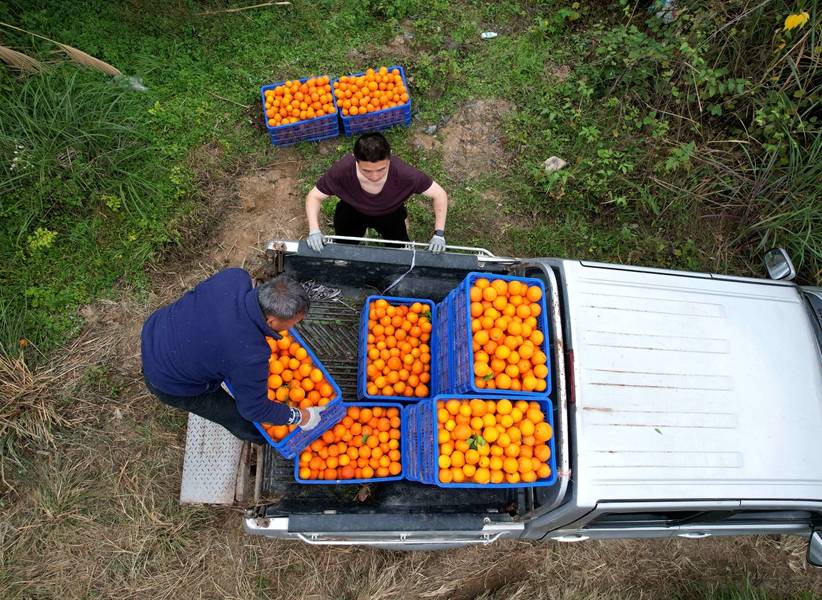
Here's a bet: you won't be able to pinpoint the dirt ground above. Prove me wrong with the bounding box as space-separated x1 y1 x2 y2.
3 108 822 600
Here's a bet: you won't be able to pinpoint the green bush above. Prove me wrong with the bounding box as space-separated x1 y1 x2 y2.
0 67 191 353
517 0 820 281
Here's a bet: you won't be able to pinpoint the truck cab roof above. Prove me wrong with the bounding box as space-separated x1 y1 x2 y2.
563 260 822 505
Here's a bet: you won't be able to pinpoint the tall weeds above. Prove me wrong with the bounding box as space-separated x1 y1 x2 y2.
564 0 821 282
0 67 170 354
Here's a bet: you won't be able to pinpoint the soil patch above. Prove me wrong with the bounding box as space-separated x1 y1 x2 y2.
411 99 515 181
210 156 306 268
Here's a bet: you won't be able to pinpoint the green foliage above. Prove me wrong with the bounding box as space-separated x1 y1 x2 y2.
499 0 820 282
0 67 191 353
362 0 423 21
675 574 820 600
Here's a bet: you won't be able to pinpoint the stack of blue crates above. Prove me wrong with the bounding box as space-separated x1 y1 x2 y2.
451 273 552 397
407 272 558 488
259 76 340 147
338 65 412 136
357 295 437 402
406 395 558 489
237 329 345 459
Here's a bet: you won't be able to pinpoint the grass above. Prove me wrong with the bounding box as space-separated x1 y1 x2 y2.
0 66 193 353
1 0 821 598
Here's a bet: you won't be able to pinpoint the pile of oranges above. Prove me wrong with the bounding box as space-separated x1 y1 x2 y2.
298 405 403 480
436 398 552 485
263 76 336 128
469 278 549 392
261 332 337 441
333 67 409 117
365 299 432 399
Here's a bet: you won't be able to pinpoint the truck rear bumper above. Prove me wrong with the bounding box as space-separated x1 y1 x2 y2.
243 515 524 548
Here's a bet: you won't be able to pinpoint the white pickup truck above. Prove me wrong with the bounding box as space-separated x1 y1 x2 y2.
180 239 822 563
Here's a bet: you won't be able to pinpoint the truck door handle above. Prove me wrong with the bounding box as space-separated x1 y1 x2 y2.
677 532 711 539
550 534 590 543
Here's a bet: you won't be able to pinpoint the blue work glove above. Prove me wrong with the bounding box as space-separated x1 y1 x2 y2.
428 229 446 254
306 230 325 253
298 406 326 431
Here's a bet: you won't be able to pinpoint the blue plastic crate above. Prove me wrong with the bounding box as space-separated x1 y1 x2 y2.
246 328 344 459
404 404 420 481
260 75 340 147
358 295 437 402
336 65 412 136
410 394 558 489
451 273 552 398
434 292 455 396
294 402 406 484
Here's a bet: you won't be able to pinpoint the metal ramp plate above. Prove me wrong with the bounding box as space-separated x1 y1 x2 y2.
180 413 243 505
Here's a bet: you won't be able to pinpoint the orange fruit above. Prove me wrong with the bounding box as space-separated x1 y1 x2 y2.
450 450 465 468
505 472 521 484
526 407 544 423
535 444 551 462
519 419 535 437
482 287 497 302
534 422 553 442
469 399 487 417
474 467 491 484
453 423 472 441
503 457 519 474
495 373 512 389
465 449 480 465
445 399 461 415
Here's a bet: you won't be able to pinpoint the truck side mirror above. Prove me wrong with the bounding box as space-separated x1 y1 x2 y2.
764 248 796 281
809 530 822 567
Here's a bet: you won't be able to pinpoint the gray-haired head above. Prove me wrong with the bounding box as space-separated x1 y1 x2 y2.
257 274 310 331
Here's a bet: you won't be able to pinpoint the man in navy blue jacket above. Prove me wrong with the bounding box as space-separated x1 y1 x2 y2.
141 269 324 443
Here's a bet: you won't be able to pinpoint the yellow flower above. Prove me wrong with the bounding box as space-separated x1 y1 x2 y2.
784 11 810 31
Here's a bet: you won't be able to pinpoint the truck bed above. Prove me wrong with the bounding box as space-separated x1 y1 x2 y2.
253 243 564 528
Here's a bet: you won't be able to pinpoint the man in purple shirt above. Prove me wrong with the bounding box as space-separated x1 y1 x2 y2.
305 132 449 253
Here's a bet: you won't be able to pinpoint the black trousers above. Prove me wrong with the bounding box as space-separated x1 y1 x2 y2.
333 201 409 243
144 375 265 444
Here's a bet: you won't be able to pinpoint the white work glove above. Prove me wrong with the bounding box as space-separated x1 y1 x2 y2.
306 230 325 252
428 229 446 254
298 405 326 431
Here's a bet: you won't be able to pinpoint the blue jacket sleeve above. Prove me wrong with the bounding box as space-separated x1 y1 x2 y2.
229 358 298 426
